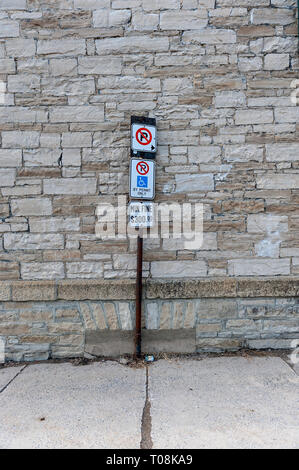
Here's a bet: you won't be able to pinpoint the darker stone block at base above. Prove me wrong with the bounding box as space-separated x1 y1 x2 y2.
85 330 135 357
142 329 196 354
85 329 196 356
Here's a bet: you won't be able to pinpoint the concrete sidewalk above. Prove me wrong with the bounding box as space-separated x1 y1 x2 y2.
0 355 298 449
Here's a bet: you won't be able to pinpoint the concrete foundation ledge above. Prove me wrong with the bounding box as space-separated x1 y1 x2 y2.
1 277 299 302
57 280 136 301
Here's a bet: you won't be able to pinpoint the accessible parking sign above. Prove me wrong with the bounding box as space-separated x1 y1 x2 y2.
130 158 155 200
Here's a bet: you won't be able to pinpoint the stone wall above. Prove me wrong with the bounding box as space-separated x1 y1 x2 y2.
0 0 298 281
4 296 299 360
1 278 299 360
0 1 298 359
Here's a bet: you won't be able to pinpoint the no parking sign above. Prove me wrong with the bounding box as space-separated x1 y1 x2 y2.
130 158 155 200
131 117 157 157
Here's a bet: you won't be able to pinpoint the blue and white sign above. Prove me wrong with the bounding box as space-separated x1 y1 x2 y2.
137 176 148 188
130 158 155 200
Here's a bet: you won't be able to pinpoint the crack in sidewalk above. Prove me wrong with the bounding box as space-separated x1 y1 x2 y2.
279 351 299 376
282 357 299 376
0 365 27 394
140 365 153 449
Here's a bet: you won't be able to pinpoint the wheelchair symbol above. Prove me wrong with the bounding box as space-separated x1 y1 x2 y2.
137 176 148 188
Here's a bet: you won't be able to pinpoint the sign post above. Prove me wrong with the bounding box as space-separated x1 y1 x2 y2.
130 116 157 358
135 234 143 358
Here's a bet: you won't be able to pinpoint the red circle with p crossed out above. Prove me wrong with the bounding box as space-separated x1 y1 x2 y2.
136 127 152 146
136 161 149 175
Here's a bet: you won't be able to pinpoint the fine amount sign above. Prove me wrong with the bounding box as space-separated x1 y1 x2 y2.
129 202 155 228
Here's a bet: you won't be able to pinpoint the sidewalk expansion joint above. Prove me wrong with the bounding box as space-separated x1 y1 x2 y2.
280 355 299 376
0 365 28 395
140 365 153 449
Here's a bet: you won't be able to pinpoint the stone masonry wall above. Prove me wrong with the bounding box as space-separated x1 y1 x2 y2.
3 297 299 360
0 278 299 360
0 0 298 281
0 1 299 359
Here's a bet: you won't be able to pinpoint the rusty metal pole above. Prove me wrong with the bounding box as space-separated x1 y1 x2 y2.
135 234 143 358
